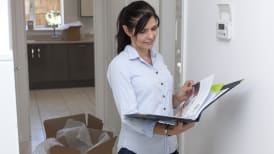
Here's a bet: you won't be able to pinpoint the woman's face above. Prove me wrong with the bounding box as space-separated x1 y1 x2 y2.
131 17 158 52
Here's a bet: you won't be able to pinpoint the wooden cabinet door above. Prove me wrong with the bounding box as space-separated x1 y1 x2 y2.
28 44 69 88
28 43 94 89
68 43 94 82
28 44 48 84
46 44 69 82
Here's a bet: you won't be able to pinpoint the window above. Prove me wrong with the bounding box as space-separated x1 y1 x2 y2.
25 0 62 27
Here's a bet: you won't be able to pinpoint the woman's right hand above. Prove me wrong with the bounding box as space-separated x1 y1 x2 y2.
167 122 195 136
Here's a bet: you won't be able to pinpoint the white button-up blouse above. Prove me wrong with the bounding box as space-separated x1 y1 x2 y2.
107 45 177 154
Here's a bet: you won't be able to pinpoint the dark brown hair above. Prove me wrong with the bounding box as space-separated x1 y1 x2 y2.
116 1 160 53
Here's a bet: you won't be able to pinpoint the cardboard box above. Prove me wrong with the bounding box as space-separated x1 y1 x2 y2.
62 26 81 41
43 113 116 154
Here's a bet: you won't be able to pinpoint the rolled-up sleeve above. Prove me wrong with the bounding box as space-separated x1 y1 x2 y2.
107 61 156 137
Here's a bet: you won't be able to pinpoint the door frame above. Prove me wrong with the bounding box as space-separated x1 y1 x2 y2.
10 0 31 148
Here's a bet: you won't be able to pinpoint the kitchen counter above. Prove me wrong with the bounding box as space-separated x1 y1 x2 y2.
27 35 94 44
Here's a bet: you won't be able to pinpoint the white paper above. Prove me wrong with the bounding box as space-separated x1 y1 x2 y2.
181 75 214 120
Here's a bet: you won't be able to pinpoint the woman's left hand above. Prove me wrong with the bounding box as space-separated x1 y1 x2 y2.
174 80 194 104
167 122 195 136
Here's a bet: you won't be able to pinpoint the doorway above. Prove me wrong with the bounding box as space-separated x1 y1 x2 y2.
13 0 96 153
13 0 185 153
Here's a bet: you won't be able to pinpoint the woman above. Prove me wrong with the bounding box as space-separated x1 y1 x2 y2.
107 1 195 154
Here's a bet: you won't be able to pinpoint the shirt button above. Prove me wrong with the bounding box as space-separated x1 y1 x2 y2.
161 82 164 86
156 71 158 74
162 95 165 98
163 107 166 110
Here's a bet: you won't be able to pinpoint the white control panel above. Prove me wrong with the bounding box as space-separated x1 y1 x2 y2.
217 2 232 40
217 21 232 40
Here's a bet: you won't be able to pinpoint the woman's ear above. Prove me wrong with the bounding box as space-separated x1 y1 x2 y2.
122 25 133 37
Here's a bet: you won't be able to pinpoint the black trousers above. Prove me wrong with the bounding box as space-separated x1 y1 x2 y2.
118 148 179 154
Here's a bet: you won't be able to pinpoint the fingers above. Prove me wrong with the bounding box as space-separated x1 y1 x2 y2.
183 85 194 98
183 80 195 93
184 80 194 87
168 122 195 136
178 122 195 132
182 122 195 130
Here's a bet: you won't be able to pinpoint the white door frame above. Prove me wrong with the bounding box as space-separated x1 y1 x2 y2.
94 0 108 122
180 0 187 153
94 0 125 135
10 0 31 149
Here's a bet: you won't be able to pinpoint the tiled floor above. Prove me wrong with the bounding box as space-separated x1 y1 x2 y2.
29 87 96 152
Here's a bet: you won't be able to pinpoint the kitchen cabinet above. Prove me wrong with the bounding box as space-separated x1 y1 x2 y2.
27 44 69 88
68 43 94 81
27 43 94 89
27 44 47 84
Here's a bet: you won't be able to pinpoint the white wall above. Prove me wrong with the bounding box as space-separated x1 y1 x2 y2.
182 0 274 154
63 0 79 24
64 0 94 35
0 0 11 53
0 58 20 154
0 58 19 154
0 0 20 153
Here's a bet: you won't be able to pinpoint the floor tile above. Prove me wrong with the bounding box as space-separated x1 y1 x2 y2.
29 87 95 152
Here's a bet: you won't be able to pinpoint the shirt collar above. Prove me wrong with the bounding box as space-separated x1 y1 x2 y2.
125 45 157 60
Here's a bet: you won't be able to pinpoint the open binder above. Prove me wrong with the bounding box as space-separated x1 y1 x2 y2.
126 75 243 125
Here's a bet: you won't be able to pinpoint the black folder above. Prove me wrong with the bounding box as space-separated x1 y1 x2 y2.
126 79 243 125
